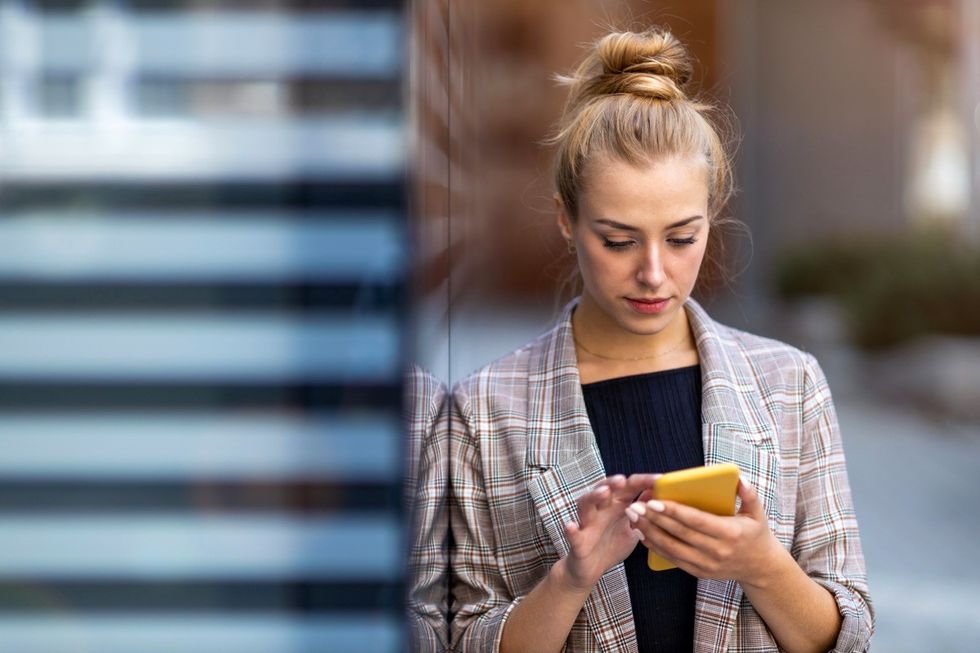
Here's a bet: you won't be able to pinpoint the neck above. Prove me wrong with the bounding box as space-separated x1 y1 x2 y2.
571 292 693 361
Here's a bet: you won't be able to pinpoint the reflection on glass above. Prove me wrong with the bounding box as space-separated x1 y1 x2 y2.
404 364 450 652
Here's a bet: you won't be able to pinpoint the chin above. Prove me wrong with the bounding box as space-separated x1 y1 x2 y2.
626 317 671 335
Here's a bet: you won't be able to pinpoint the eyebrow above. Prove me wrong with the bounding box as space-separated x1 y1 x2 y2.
595 216 704 231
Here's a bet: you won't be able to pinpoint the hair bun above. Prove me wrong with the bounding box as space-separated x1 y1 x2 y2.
591 29 693 101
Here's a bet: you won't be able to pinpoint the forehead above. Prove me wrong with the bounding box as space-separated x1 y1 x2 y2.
578 154 709 225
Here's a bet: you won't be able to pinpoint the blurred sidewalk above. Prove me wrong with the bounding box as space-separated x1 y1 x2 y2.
838 398 980 652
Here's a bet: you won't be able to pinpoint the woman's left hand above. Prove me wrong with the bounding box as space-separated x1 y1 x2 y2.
625 477 782 587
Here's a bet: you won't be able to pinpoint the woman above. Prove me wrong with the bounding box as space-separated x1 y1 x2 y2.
447 27 873 653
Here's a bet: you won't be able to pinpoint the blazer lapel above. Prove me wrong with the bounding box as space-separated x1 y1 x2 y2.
525 296 639 653
686 298 781 652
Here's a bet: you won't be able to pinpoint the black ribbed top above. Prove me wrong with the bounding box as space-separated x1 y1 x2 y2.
581 365 703 653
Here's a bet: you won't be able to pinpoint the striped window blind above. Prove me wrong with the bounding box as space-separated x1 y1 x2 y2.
0 1 407 651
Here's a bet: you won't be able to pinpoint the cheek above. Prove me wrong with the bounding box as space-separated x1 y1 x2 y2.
678 240 709 269
580 247 632 283
664 247 707 286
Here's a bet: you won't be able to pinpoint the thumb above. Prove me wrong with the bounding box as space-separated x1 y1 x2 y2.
736 478 765 519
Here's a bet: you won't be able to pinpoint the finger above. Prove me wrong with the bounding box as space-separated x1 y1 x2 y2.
563 521 586 553
605 474 649 505
606 474 626 489
635 521 704 570
603 474 629 500
633 527 645 542
624 473 662 497
576 484 611 515
642 500 732 540
632 501 719 553
736 478 765 519
596 484 615 509
564 520 579 540
593 484 612 508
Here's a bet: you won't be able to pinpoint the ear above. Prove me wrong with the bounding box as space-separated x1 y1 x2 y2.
555 194 574 241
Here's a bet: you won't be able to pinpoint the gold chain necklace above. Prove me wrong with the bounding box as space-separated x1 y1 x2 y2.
572 331 688 362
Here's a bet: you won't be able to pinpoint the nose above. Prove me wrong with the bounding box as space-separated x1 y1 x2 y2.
636 242 666 288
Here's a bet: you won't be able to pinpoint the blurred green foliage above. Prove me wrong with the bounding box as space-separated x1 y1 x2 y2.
773 228 980 349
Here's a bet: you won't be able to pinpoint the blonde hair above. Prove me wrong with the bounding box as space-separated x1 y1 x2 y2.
545 26 740 296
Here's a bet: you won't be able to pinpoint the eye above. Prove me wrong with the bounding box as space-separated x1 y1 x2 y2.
668 237 697 247
602 238 634 250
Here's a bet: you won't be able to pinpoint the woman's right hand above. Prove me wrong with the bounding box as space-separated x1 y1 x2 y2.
557 473 660 592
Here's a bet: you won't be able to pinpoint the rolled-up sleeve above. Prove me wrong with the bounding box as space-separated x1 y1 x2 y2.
448 383 522 652
793 354 875 652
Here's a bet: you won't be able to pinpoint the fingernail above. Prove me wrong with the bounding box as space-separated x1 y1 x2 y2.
647 500 665 513
635 529 645 541
629 501 646 516
625 508 639 523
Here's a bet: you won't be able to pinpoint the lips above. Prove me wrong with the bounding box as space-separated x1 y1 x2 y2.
626 297 671 314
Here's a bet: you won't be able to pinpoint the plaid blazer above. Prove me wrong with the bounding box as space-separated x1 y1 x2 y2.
448 296 874 652
405 364 452 652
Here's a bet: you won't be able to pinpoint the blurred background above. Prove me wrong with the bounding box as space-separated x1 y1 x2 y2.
412 0 980 650
0 0 407 651
1 0 978 651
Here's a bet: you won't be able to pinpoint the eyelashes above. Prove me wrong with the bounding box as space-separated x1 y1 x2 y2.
602 237 698 250
602 239 632 250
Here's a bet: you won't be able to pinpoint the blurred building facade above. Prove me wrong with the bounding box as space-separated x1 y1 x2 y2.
0 1 407 651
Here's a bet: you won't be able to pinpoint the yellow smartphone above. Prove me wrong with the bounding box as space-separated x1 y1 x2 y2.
647 463 741 571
